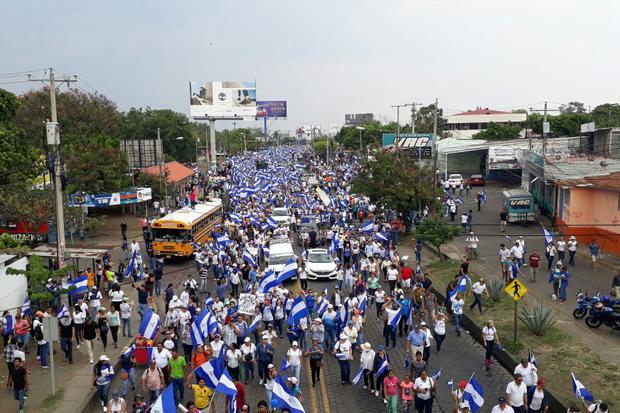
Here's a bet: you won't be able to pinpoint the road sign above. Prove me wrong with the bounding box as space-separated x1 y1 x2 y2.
42 316 59 341
504 279 528 302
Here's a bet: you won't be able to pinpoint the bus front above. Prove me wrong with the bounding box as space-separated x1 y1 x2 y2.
151 221 193 257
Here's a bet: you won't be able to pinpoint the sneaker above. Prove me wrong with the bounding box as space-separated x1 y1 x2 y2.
383 399 387 404
259 380 263 385
375 390 379 397
89 359 94 364
42 365 49 369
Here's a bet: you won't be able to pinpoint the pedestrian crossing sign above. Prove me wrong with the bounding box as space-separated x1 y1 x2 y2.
504 279 528 302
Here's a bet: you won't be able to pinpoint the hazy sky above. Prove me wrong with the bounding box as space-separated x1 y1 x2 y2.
2 0 619 134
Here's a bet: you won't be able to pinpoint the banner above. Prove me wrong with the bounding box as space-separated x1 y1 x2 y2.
190 81 257 120
382 133 433 158
256 101 287 119
238 293 257 315
69 188 152 208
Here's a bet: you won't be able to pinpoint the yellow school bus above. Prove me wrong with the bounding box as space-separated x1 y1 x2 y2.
151 199 223 257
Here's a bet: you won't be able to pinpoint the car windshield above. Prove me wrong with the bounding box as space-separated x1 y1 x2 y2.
272 209 288 216
308 253 332 263
269 255 293 265
153 228 189 241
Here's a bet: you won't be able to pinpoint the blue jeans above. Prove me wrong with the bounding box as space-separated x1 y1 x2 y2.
172 377 184 405
560 283 568 302
454 314 462 335
324 326 336 350
122 318 132 336
121 367 135 396
98 383 111 405
14 388 25 410
338 360 351 383
60 337 73 362
38 342 49 367
290 364 301 382
137 303 149 320
155 279 162 296
149 389 160 404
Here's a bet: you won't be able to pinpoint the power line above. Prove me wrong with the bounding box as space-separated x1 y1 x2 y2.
0 68 46 78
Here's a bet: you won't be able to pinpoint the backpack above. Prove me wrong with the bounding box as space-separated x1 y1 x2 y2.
34 324 44 341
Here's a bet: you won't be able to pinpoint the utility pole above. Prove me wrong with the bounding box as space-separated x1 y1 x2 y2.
243 132 247 153
411 101 416 134
30 68 76 269
543 101 548 158
432 98 439 188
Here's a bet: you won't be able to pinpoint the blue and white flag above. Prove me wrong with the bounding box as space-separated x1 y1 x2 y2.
403 357 410 369
271 374 305 413
64 275 88 295
542 228 554 247
301 249 308 260
375 358 389 377
480 191 487 205
122 344 136 359
357 293 367 314
455 197 464 206
262 245 270 259
250 216 261 228
335 352 349 360
359 220 374 233
528 347 537 366
204 296 214 309
3 314 14 335
214 369 238 397
229 213 241 224
277 258 298 283
190 310 208 347
287 296 309 327
246 313 262 336
463 378 484 413
206 311 220 336
191 241 202 251
317 297 329 316
150 383 176 413
280 356 291 372
216 234 233 248
56 304 69 319
22 296 31 316
387 307 403 331
571 372 594 401
138 308 161 340
243 249 257 267
374 232 388 242
195 352 225 388
258 269 279 293
266 216 278 229
448 275 469 302
352 366 365 385
125 250 143 279
447 378 454 391
431 368 442 380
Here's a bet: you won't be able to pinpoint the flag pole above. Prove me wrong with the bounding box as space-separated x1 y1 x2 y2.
459 372 476 402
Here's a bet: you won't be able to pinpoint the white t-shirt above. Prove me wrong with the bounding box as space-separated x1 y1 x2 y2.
460 214 468 224
434 319 446 335
413 377 434 400
499 248 510 261
510 246 523 259
482 326 496 341
472 282 486 295
375 290 386 303
491 405 514 413
506 381 527 407
452 299 464 315
514 363 537 387
152 348 172 369
334 340 352 359
210 340 224 357
120 303 132 319
556 241 566 251
226 349 241 368
33 319 47 345
529 388 544 410
241 343 256 360
287 348 302 366
73 310 86 325
568 240 578 252
110 290 125 302
387 268 399 281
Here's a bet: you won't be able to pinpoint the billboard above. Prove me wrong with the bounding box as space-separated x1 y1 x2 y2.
345 113 374 126
190 81 256 119
256 101 287 119
68 188 152 208
382 133 433 158
121 139 162 169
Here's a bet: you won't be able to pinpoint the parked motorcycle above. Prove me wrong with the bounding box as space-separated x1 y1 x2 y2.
573 291 596 319
585 300 620 332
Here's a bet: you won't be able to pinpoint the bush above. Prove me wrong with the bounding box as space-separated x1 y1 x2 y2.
519 302 557 336
488 278 505 302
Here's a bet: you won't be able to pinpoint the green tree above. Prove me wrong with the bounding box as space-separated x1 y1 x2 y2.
591 103 620 128
413 216 461 259
473 122 522 140
559 101 587 114
7 255 74 301
351 152 439 214
549 112 592 137
414 103 448 136
0 88 19 122
335 120 396 150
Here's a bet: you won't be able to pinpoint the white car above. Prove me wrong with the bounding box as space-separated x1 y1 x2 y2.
267 240 297 279
448 174 464 187
270 207 291 226
304 248 337 280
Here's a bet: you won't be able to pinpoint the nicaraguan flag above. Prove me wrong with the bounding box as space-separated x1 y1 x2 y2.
374 232 388 242
271 374 305 413
21 296 31 316
463 378 485 413
266 216 278 229
214 369 238 397
150 383 176 413
359 220 374 233
258 269 280 293
243 249 257 267
447 378 454 390
204 296 214 309
280 356 291 372
541 228 554 246
250 216 261 227
3 314 14 335
56 304 69 319
65 275 88 295
206 311 220 336
431 368 442 380
195 352 225 388
403 357 409 369
287 296 309 327
277 258 298 283
480 191 487 205
375 358 389 377
262 245 270 259
122 344 136 359
387 307 403 331
301 249 308 260
571 372 594 401
191 241 202 251
528 347 537 366
229 213 241 224
317 297 328 316
448 275 468 302
125 250 138 278
138 308 161 340
190 310 208 347
352 366 365 385
456 197 464 206
216 234 233 248
335 352 349 360
246 313 262 336
357 293 367 314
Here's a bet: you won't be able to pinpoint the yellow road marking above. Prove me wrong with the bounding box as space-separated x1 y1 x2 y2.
305 357 319 413
318 363 332 413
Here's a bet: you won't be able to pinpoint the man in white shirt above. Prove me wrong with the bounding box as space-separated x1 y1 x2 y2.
567 236 578 266
130 240 141 255
556 238 566 262
506 373 528 412
513 359 537 387
466 232 480 260
469 278 489 313
152 342 172 385
509 242 524 267
491 397 514 413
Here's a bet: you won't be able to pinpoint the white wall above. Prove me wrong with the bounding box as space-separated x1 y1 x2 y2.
0 256 29 315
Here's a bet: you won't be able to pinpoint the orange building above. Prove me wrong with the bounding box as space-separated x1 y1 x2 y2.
554 172 620 255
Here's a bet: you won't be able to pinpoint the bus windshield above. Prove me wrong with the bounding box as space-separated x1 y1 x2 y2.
153 228 190 242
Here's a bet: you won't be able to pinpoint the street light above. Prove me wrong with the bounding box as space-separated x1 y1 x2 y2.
356 126 365 151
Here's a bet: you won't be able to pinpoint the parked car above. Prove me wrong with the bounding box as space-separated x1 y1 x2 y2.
447 173 463 186
270 207 291 226
467 174 485 186
304 248 337 280
297 222 325 247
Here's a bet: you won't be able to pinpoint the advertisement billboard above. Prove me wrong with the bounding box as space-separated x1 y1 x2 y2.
256 101 287 119
382 133 433 158
345 113 374 126
190 81 257 119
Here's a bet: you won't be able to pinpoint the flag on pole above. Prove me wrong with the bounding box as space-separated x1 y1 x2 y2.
287 296 309 327
480 191 487 205
277 258 298 283
21 297 31 316
431 368 442 381
195 352 225 388
359 220 374 233
228 213 241 224
352 366 365 385
374 232 388 242
243 249 257 267
246 314 262 336
271 375 305 413
463 378 484 413
571 372 594 401
150 383 176 413
280 356 291 372
64 275 88 295
541 228 554 246
190 310 208 347
214 369 238 397
258 269 279 293
357 293 367 314
56 304 69 319
138 308 161 340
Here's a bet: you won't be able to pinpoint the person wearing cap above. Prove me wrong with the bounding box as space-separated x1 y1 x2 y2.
241 337 257 384
287 341 303 382
287 376 303 403
458 400 471 413
587 401 609 413
256 336 274 385
406 324 426 361
506 373 528 412
333 333 352 384
309 318 325 346
419 321 432 363
359 342 376 391
466 232 480 260
106 390 127 413
491 396 514 413
210 333 224 358
264 363 277 405
58 310 74 365
32 311 49 370
567 235 578 266
514 358 537 388
93 354 114 407
526 379 549 413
